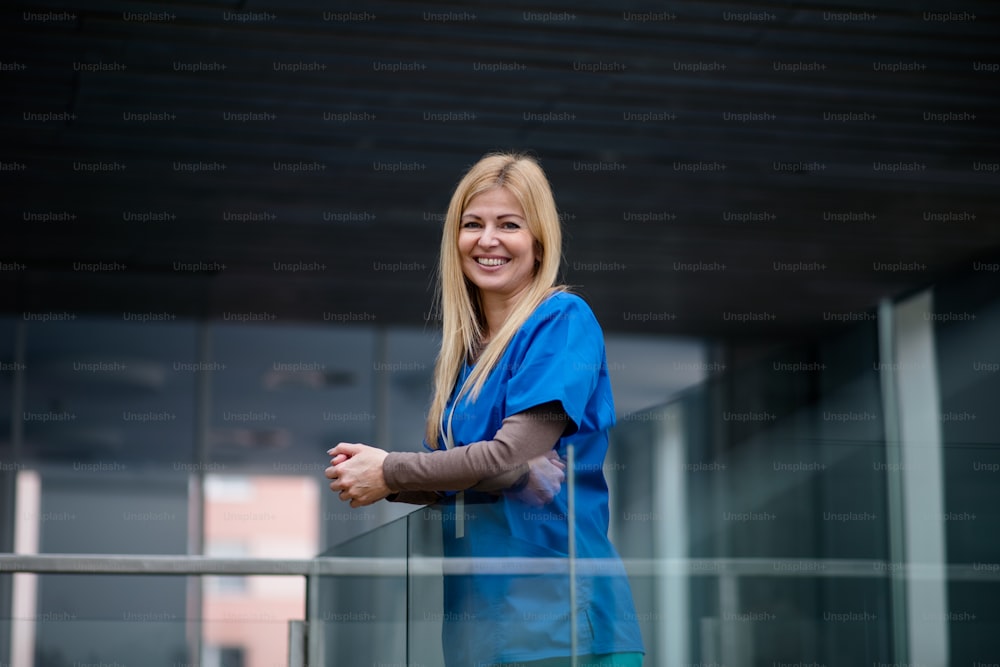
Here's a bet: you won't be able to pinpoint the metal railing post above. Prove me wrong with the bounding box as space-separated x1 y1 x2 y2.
288 619 307 667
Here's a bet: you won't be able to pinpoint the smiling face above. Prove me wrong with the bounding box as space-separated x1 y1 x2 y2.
458 186 539 306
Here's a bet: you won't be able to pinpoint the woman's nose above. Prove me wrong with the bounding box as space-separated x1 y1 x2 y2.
477 224 498 247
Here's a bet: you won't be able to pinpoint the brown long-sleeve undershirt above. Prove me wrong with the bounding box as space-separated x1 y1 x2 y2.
384 402 569 505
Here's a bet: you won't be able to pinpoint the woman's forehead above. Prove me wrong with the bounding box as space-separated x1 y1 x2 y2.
463 187 524 216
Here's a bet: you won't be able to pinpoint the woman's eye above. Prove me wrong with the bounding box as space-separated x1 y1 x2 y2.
462 221 481 229
501 221 520 229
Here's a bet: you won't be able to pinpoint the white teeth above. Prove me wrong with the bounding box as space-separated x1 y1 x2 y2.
476 257 508 266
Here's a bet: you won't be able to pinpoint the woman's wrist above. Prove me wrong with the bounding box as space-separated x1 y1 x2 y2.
381 452 401 494
507 470 530 492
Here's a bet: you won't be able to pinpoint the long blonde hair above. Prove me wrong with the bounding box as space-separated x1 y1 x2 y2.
425 152 566 447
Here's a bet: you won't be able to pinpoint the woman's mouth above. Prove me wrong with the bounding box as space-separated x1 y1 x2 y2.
475 257 510 267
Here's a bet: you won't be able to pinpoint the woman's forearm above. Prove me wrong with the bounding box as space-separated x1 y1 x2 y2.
383 402 567 493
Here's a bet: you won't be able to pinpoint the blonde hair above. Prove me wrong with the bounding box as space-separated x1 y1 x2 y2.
425 152 566 447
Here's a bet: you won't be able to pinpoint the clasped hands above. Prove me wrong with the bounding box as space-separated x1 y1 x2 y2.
325 443 566 508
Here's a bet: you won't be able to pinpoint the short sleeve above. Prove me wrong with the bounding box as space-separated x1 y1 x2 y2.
504 294 614 435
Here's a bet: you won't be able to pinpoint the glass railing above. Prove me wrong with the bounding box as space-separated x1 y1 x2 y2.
314 486 908 667
312 288 1000 667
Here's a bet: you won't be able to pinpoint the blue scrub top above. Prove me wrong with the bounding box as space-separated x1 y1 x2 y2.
433 291 645 666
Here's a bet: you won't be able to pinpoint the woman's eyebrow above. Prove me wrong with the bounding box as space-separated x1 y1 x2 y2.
460 212 524 219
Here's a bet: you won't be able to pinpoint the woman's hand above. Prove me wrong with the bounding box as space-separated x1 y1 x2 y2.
325 442 393 508
508 450 566 507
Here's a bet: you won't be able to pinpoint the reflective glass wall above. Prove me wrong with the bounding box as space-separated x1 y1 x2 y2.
5 318 197 667
608 270 1000 665
933 271 1000 664
611 320 893 666
3 283 1000 665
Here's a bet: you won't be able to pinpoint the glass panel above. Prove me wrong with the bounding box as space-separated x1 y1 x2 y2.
407 502 446 665
610 318 893 665
405 496 582 667
202 575 304 667
315 510 408 667
933 272 1000 664
27 471 190 666
29 575 189 667
18 574 301 667
201 473 316 664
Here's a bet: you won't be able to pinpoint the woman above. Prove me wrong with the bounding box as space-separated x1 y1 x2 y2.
326 153 645 667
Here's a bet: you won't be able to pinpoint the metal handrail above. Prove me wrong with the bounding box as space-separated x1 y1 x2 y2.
1 553 997 580
0 553 403 576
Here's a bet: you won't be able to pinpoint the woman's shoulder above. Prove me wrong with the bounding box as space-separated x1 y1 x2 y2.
529 289 601 327
541 288 593 311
